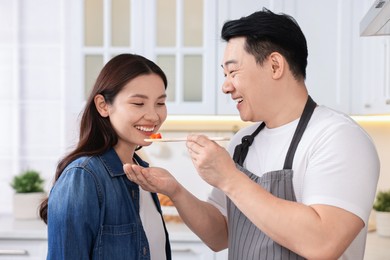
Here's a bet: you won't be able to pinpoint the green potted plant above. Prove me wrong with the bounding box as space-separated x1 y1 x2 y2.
373 190 390 237
10 169 46 219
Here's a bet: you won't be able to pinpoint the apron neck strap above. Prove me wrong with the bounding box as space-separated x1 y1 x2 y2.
232 96 317 168
283 95 316 169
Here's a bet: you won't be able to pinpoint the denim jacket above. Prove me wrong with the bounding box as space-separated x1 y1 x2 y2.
47 148 171 260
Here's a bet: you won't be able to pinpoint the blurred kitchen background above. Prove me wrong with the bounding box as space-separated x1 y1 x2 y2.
1 0 390 259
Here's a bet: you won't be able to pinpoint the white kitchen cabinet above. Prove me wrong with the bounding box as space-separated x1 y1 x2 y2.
0 215 47 260
293 0 354 114
0 239 47 260
352 37 390 115
171 242 228 260
67 0 220 116
171 242 215 259
64 0 390 116
166 222 228 260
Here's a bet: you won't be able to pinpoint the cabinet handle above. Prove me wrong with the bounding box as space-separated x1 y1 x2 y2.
0 249 28 255
171 248 194 253
384 39 390 103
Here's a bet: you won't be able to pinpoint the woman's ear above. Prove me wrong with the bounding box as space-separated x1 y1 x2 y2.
269 52 284 79
94 94 109 117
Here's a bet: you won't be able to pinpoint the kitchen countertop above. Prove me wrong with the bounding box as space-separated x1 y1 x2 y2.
364 231 390 259
0 214 201 242
0 214 47 240
0 214 389 259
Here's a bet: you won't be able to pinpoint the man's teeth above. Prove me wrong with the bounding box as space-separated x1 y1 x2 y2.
136 126 154 132
236 98 243 103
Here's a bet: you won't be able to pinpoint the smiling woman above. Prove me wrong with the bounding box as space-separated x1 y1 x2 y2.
39 54 172 260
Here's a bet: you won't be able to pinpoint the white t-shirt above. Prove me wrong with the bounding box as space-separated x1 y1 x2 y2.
208 105 380 260
139 187 166 260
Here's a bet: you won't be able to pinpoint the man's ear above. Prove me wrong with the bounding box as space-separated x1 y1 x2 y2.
269 52 284 79
94 94 109 117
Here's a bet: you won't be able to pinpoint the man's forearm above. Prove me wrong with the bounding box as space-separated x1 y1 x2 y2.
171 185 229 251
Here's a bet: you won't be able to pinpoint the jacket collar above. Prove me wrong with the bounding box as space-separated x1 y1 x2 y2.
99 147 149 178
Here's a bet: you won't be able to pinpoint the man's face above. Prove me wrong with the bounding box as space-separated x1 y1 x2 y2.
221 37 275 122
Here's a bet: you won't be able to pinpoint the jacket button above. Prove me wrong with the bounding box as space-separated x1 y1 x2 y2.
143 246 147 255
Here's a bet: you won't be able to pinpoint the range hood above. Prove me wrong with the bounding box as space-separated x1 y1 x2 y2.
360 0 390 36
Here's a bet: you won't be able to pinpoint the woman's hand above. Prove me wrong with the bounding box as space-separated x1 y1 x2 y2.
123 164 180 198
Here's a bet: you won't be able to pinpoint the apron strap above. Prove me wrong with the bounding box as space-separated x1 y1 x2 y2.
233 122 265 166
232 96 317 168
283 95 317 169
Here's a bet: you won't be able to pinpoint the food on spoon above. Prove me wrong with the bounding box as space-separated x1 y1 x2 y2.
149 133 162 139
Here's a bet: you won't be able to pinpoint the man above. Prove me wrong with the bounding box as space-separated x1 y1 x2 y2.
124 8 379 259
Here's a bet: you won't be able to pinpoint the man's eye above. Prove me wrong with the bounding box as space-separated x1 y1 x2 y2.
157 102 166 106
132 103 143 106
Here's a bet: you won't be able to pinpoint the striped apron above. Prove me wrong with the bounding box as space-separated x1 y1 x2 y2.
229 96 316 260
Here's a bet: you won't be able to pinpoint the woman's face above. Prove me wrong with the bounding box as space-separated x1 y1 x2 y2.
105 73 167 153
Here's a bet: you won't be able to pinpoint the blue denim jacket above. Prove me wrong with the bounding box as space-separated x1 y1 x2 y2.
47 148 171 260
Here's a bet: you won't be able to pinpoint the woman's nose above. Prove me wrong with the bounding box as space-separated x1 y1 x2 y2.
144 108 159 121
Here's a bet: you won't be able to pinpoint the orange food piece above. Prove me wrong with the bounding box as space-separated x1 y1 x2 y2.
150 133 162 139
158 193 174 206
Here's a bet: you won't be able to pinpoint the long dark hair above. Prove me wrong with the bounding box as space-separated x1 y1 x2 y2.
39 54 167 223
221 8 308 81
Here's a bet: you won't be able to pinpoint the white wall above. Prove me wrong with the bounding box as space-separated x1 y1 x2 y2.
0 0 68 213
357 121 390 193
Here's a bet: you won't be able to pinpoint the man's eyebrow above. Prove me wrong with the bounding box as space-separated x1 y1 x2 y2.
221 59 238 69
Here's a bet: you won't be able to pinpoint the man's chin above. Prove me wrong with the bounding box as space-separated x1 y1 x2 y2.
239 113 251 122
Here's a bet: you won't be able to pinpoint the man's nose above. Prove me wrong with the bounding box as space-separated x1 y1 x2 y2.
222 78 234 94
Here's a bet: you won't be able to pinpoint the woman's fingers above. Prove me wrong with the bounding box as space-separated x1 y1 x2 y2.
124 164 147 185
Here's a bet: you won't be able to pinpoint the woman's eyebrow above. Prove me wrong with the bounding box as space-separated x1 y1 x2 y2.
128 94 148 99
128 93 167 99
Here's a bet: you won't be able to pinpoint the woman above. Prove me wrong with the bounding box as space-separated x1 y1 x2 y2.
39 54 171 260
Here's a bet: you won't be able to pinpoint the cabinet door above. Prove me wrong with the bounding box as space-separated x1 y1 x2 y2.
69 0 219 117
149 0 219 115
171 242 215 260
0 239 47 260
292 0 353 113
216 0 354 115
353 37 390 114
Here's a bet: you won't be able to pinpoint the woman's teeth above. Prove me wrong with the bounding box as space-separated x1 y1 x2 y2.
136 126 154 132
